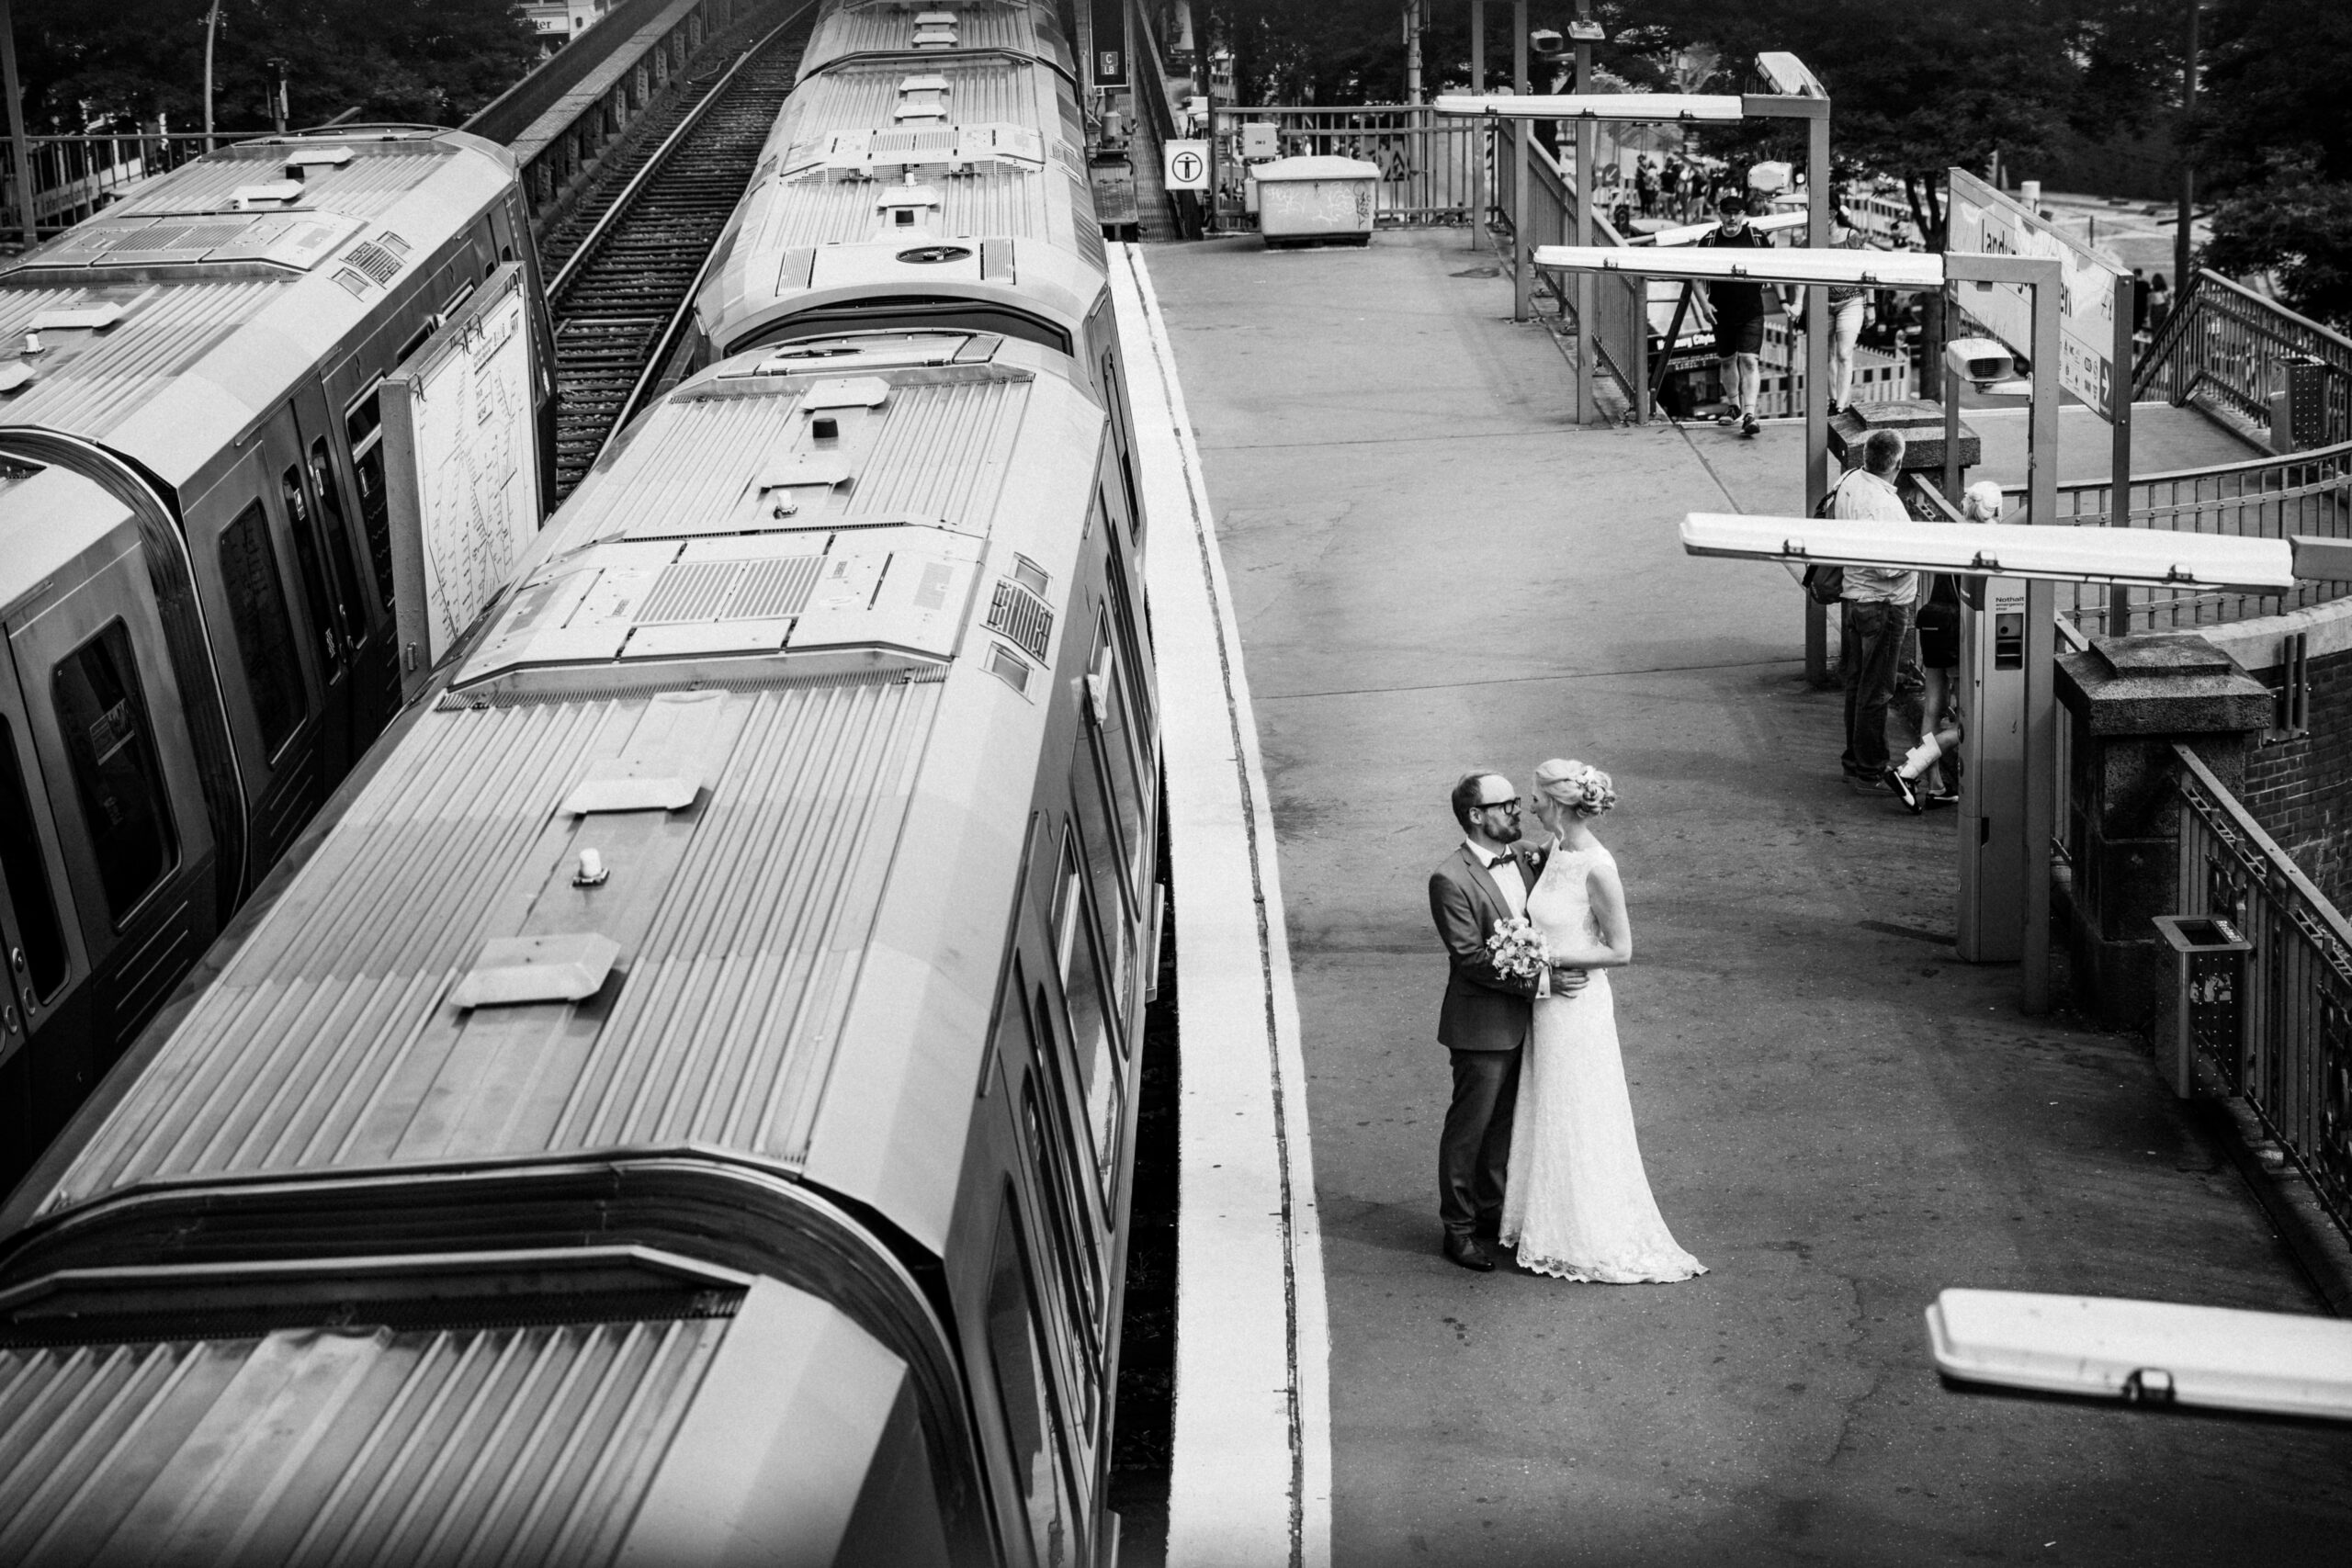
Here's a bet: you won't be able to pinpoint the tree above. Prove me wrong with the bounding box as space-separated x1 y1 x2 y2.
10 0 537 133
2190 0 2352 326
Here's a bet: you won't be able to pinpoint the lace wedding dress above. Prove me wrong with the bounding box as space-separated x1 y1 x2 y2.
1499 840 1707 1283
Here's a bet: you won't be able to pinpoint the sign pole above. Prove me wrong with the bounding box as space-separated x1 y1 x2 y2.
1803 104 1831 681
2023 265 2063 1014
1510 3 1531 321
2109 271 2135 633
1572 0 1595 425
1468 0 1485 251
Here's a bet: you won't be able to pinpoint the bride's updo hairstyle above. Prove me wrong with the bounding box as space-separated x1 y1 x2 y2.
1534 758 1616 818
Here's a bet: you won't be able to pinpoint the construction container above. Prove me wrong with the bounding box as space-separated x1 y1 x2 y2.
1250 155 1378 246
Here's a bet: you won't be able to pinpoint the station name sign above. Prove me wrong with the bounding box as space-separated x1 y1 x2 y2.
1945 168 2127 422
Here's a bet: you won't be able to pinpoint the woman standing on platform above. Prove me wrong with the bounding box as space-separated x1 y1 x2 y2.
1498 761 1707 1284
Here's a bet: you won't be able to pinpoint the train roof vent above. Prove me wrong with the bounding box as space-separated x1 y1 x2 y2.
3 211 362 275
229 180 306 209
450 933 619 1009
28 301 129 332
800 376 890 410
283 146 354 171
895 75 951 121
912 12 958 47
561 754 703 815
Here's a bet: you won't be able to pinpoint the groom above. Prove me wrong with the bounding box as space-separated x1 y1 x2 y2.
1429 771 1587 1270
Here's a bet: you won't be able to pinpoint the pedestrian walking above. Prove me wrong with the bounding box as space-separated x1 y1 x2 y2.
1635 154 1658 220
1694 196 1772 435
1823 209 1871 414
1888 479 2001 810
1834 430 1918 791
1659 156 1683 221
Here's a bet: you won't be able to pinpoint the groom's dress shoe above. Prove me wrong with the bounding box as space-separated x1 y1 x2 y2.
1443 1233 1497 1272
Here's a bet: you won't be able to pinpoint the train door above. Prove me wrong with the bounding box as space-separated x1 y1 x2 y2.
289 383 398 739
184 448 329 878
0 653 88 1175
7 545 213 1068
258 411 368 785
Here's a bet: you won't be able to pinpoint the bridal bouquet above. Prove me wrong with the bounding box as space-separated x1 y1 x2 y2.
1487 915 1549 982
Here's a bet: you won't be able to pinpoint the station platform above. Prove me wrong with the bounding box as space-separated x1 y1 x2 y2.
1126 231 2352 1565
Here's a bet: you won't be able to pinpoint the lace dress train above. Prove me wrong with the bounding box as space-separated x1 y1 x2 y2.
1499 844 1706 1283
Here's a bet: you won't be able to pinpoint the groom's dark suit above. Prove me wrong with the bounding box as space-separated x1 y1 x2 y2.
1430 840 1549 1240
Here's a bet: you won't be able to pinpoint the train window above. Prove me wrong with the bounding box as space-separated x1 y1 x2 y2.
306 439 368 640
986 1198 1084 1568
51 621 177 925
217 499 309 757
0 716 69 1000
1052 832 1124 1190
1022 1074 1102 1418
1101 351 1139 527
1088 612 1149 895
1028 979 1105 1298
278 468 345 675
1102 513 1153 735
345 387 397 610
1069 728 1132 943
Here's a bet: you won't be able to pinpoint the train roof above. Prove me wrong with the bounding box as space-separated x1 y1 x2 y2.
0 1254 935 1564
0 129 514 492
25 333 1108 1256
0 450 141 615
697 53 1103 358
800 0 1075 80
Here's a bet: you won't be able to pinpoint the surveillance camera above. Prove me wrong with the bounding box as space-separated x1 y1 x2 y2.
1944 336 2018 389
1529 28 1564 57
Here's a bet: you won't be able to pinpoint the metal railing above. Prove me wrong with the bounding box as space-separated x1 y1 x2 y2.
1208 105 1477 229
1494 133 1646 414
1125 0 1203 239
2171 743 2352 1241
2136 268 2352 443
2005 435 2352 637
0 130 215 237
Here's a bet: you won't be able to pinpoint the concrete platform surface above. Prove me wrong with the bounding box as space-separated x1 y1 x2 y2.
1146 231 2352 1565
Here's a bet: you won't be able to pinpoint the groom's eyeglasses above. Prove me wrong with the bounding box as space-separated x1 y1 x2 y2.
1476 799 1522 816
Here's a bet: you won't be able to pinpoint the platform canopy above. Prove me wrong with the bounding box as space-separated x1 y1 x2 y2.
1433 93 1745 122
1682 513 2297 593
1536 244 1949 289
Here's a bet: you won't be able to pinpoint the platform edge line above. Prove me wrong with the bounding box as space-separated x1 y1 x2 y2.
1116 241 1333 1568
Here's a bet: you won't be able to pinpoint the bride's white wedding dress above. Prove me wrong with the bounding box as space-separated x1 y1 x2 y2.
1500 840 1707 1283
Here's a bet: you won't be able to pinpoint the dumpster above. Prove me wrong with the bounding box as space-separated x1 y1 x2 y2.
1250 155 1378 246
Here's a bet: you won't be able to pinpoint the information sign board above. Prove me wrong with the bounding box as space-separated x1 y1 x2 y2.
1946 167 2128 421
1164 140 1208 192
382 263 542 693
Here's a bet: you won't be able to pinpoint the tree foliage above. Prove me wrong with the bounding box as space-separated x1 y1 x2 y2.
2192 0 2352 327
11 0 537 133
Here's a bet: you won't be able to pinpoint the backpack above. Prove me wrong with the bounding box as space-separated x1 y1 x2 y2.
1801 473 1852 604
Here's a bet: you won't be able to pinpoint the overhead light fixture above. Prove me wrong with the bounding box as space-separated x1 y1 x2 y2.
1534 243 1949 289
1680 513 2296 594
1432 93 1745 123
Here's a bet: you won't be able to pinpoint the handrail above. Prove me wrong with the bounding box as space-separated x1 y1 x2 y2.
2168 740 2352 1245
1125 0 1201 238
2193 268 2352 360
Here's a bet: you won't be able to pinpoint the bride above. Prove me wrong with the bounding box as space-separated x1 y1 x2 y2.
1500 759 1707 1283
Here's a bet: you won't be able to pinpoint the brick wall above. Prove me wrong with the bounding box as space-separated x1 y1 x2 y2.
2236 641 2352 910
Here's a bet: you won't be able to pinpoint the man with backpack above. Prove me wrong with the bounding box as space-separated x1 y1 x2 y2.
1832 430 1917 791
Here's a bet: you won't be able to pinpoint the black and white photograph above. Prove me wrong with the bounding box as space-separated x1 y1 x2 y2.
0 1 2349 1563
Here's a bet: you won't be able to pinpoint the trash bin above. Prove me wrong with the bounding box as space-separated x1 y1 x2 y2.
1250 155 1378 247
2151 914 2253 1099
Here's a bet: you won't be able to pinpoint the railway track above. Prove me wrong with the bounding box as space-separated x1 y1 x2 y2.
545 7 809 497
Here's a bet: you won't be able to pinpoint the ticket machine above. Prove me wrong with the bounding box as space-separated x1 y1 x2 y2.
1958 574 2030 961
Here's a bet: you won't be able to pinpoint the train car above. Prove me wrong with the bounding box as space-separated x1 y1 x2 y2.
0 127 554 1188
0 323 1161 1565
689 0 1134 444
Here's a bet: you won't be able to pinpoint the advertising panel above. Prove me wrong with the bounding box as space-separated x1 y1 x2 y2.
382 263 542 694
1946 168 2128 421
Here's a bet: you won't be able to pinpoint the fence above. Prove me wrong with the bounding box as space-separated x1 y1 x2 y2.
2137 268 2352 445
1492 130 1648 416
2171 743 2352 1241
0 130 215 238
1208 105 1477 230
2004 435 2352 637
